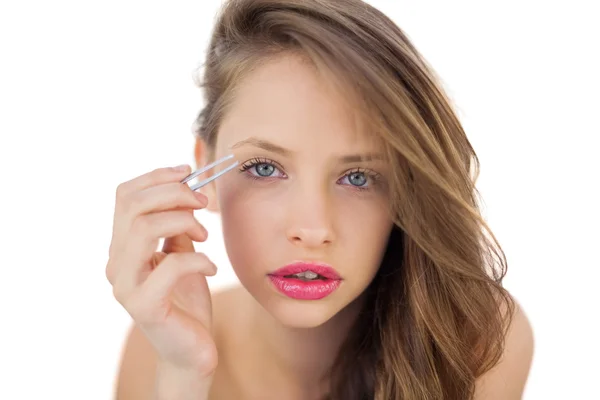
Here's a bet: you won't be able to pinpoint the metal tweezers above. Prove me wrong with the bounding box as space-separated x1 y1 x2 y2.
180 154 239 191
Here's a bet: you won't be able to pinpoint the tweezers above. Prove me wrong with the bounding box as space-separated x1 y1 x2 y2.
180 154 239 191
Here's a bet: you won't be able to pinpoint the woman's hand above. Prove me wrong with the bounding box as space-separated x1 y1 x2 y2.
106 165 218 380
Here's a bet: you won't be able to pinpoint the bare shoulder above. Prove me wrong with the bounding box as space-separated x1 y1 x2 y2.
474 296 535 400
113 286 244 400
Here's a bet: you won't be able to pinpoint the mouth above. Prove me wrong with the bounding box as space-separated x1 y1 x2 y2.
267 262 342 300
269 262 342 280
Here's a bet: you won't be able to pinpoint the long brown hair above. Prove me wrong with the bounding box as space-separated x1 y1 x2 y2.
193 0 514 398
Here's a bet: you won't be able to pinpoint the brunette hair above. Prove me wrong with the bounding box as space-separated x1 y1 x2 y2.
193 1 514 398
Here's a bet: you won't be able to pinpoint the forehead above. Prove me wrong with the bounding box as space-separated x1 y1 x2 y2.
216 54 381 154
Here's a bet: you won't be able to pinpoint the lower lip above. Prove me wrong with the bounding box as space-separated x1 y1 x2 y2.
267 276 342 300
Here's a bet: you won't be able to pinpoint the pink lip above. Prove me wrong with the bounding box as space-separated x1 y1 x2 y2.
267 262 342 300
270 262 342 280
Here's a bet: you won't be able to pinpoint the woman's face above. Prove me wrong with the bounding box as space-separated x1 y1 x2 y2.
212 55 393 328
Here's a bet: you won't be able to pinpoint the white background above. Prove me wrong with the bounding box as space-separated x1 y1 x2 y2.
1 0 598 399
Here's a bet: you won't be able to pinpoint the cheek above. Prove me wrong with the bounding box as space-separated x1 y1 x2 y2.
337 193 390 234
216 179 285 277
336 197 392 270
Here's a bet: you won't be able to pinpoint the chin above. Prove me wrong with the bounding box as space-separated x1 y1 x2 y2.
238 275 367 329
264 297 342 329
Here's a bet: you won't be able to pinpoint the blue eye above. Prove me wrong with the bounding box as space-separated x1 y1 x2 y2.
255 163 275 177
346 171 367 187
239 158 381 191
240 158 285 179
338 168 380 191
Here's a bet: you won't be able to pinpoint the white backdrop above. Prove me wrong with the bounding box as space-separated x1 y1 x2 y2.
1 1 598 399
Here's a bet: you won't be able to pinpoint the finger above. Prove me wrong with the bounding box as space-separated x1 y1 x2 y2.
128 252 217 323
111 165 197 257
163 234 196 254
132 210 208 246
110 251 160 305
125 182 208 217
115 164 192 200
163 213 197 254
113 211 208 295
171 263 213 328
113 183 207 245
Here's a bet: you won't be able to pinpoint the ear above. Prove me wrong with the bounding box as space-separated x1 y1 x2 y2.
194 138 220 213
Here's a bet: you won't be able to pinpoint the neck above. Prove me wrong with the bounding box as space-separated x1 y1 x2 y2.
236 290 365 398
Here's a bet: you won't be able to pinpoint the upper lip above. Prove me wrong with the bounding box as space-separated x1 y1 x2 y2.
269 261 342 280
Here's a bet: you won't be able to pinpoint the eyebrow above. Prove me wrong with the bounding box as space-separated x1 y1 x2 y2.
230 137 384 164
231 137 291 156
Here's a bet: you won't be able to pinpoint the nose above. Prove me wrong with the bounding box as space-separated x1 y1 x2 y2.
285 187 335 248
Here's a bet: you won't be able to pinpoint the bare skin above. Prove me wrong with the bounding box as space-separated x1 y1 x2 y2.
115 285 534 400
115 286 342 400
109 55 534 400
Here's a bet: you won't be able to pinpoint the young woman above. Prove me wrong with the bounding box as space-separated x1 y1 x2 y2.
106 0 534 398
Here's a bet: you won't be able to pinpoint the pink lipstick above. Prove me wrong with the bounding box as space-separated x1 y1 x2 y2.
267 262 342 300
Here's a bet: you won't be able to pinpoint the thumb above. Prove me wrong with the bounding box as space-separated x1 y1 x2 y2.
162 209 198 254
163 233 195 253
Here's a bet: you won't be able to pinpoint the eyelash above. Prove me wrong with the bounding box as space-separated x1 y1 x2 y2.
238 157 381 191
